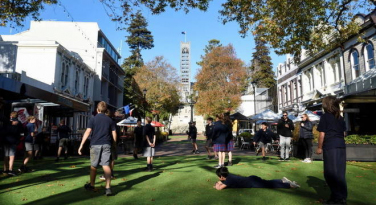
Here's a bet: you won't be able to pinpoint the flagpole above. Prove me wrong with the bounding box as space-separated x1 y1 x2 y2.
185 32 186 43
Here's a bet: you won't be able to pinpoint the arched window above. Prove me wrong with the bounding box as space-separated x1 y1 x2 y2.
365 43 375 71
350 50 360 79
75 69 80 94
61 62 69 89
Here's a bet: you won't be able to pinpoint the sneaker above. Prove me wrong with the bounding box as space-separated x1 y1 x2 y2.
282 177 300 188
285 158 290 161
2 170 8 175
99 175 105 180
214 156 219 160
133 154 138 159
105 188 113 196
206 156 211 160
7 171 17 177
262 156 267 161
191 150 195 154
278 157 285 161
213 164 222 168
195 150 200 154
289 181 300 188
84 183 95 191
227 161 233 166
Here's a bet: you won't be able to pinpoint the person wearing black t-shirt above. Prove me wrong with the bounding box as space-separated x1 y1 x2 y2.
143 117 156 171
213 167 300 190
205 118 214 159
188 121 199 154
3 112 23 176
78 101 117 196
316 96 347 205
253 122 277 160
133 120 143 159
55 119 71 162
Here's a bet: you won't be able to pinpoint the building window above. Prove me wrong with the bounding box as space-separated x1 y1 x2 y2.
61 62 69 89
84 75 89 98
75 69 80 94
350 50 360 79
365 43 375 71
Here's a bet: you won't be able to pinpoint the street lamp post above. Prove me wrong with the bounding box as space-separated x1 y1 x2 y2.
143 88 147 123
251 81 257 133
186 92 196 123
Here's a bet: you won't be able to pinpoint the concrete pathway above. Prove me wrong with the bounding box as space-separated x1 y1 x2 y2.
119 134 278 158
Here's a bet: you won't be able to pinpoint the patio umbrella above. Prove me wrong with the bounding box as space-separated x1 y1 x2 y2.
117 116 138 126
151 121 164 127
251 109 280 121
292 110 321 122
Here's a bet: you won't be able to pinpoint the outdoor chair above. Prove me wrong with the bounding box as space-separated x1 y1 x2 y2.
240 137 250 150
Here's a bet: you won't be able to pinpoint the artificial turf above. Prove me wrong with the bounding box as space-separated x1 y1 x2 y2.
0 155 375 205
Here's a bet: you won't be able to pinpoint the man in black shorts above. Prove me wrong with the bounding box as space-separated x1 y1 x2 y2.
133 120 143 159
55 119 71 162
78 101 117 196
188 121 199 154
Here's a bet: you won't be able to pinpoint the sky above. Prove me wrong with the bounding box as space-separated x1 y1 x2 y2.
0 0 287 81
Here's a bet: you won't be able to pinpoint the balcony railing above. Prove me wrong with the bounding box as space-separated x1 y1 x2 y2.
0 72 21 81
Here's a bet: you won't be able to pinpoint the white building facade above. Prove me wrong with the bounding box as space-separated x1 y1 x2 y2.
0 21 124 130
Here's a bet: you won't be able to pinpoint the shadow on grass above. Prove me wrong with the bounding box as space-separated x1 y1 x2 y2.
20 157 186 204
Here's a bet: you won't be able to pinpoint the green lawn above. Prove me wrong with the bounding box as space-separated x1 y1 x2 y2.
1 156 375 205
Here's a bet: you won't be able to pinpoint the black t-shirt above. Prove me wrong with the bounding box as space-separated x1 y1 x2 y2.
4 120 23 145
223 174 277 188
222 174 257 188
88 113 116 146
134 125 144 142
317 113 346 150
188 126 197 139
205 123 213 140
57 125 71 139
143 124 155 147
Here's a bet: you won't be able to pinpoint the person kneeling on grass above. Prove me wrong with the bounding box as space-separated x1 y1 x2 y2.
213 167 300 190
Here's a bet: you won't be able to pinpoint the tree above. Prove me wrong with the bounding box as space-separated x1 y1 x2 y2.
249 36 276 88
0 0 57 27
101 0 375 61
195 44 247 116
197 39 222 66
133 56 180 120
4 1 375 62
122 11 154 106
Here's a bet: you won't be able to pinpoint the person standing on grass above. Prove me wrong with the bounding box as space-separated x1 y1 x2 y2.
3 112 23 176
205 117 214 159
99 110 118 181
213 167 300 190
143 116 156 171
212 114 229 168
300 114 313 163
316 96 347 205
133 120 144 159
277 111 294 161
55 119 71 162
78 101 117 196
253 122 277 161
188 121 199 154
223 113 234 166
19 116 37 173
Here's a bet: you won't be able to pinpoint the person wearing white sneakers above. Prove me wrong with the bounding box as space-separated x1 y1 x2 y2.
299 114 313 163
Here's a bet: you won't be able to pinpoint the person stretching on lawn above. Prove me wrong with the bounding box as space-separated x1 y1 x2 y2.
213 167 300 190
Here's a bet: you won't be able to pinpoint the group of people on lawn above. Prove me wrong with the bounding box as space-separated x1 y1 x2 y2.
2 95 347 204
